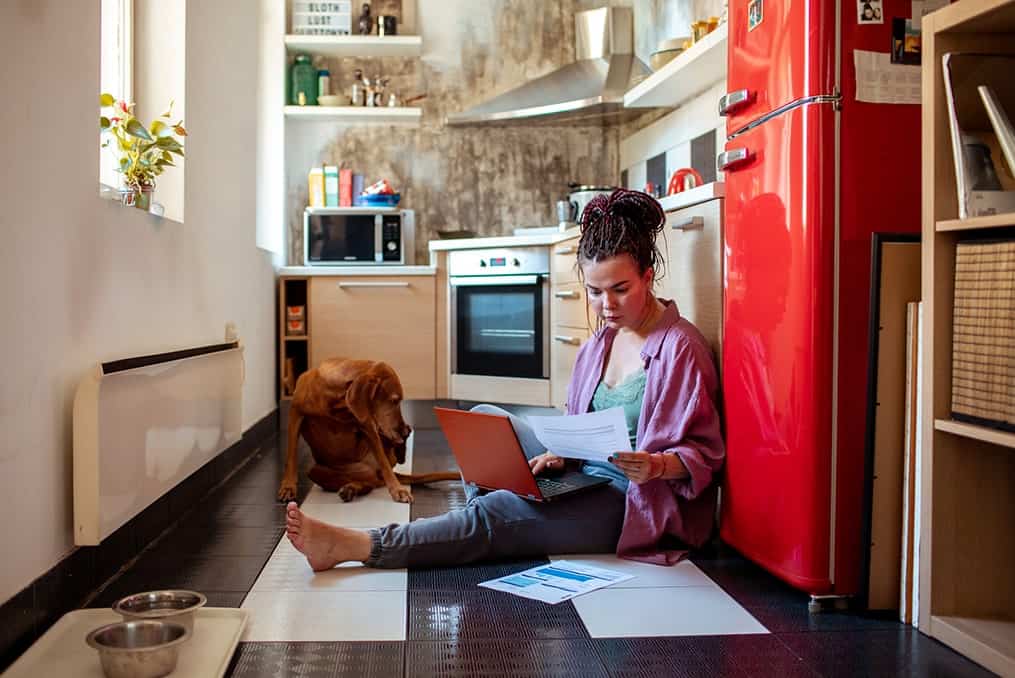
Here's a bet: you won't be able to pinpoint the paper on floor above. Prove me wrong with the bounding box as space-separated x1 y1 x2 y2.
479 560 634 604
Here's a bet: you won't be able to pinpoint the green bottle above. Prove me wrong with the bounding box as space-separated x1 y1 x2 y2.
291 54 318 105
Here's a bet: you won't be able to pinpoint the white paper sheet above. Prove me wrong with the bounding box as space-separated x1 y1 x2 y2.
854 49 921 104
526 407 632 463
479 560 635 604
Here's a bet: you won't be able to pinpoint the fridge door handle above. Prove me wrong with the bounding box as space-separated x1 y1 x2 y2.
717 148 754 172
718 89 755 117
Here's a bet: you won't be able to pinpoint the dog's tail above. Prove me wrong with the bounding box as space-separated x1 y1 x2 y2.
395 471 460 485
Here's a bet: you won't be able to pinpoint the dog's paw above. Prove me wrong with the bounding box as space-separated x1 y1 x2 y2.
390 484 413 503
338 486 357 502
276 484 297 502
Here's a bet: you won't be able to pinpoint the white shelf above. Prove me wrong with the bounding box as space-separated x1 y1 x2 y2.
659 182 725 212
284 34 423 58
284 106 422 125
624 23 728 109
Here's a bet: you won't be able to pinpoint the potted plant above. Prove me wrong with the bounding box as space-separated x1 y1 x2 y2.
99 93 186 211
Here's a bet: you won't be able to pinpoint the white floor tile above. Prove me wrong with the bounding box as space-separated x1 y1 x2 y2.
572 586 768 638
251 554 406 593
241 591 406 641
301 487 410 527
549 554 718 588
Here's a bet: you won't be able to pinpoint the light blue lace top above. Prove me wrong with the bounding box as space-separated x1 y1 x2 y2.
582 367 647 491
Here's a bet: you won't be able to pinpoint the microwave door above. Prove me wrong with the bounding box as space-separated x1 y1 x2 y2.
307 213 378 263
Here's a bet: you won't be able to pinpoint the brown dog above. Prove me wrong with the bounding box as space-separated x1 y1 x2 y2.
277 358 458 503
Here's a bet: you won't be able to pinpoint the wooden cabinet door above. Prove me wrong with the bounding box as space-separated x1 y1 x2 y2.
550 329 589 411
657 199 723 356
309 276 436 399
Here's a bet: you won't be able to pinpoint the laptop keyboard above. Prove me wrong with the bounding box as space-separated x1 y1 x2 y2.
535 474 605 497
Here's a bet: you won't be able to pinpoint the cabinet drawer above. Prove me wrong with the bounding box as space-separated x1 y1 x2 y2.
657 199 723 355
552 282 590 330
550 327 589 411
551 238 581 285
309 276 436 399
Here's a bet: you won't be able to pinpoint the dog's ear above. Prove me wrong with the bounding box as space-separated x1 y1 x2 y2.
345 372 380 424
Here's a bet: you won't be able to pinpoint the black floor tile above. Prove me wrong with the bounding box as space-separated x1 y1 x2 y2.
683 634 819 677
88 555 269 606
591 637 719 678
407 590 589 641
778 628 998 678
407 639 608 677
180 499 288 529
227 641 403 678
410 481 467 520
409 559 550 591
150 526 284 558
747 603 903 634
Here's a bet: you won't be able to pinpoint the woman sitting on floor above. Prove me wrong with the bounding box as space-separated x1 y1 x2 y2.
285 188 725 569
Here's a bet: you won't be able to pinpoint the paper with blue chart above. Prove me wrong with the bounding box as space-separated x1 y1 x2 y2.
479 560 634 604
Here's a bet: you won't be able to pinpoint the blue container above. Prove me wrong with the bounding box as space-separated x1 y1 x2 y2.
361 193 401 207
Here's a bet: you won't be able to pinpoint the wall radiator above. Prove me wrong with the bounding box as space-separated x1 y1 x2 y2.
73 339 244 545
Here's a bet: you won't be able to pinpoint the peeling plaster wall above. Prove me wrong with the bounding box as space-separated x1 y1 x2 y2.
285 0 720 265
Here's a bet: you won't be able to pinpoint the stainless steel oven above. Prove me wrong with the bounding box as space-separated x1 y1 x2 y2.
449 247 550 379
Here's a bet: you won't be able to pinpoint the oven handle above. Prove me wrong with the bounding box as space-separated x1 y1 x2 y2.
449 275 541 286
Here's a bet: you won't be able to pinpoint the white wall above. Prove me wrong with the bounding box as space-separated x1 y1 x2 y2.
135 0 186 222
0 0 277 605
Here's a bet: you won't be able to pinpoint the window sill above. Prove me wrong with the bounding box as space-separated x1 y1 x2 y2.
98 184 181 224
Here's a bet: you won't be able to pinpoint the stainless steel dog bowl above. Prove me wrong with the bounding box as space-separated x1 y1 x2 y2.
86 619 190 678
113 590 207 633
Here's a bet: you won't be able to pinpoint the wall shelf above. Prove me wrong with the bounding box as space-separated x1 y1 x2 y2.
623 23 727 109
283 106 422 125
936 213 1015 231
284 34 423 58
934 419 1015 449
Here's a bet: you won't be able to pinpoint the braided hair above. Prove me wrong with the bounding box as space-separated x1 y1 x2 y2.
576 188 666 284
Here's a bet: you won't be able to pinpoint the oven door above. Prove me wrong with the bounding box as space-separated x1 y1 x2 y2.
451 274 549 379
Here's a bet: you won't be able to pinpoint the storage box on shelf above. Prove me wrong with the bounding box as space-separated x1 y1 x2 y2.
919 2 1015 676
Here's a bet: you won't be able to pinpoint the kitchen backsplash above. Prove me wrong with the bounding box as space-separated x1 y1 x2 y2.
285 0 723 265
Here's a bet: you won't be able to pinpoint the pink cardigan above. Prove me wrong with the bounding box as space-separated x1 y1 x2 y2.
567 301 725 565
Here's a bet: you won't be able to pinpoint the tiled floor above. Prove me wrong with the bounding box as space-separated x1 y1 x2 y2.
79 422 995 677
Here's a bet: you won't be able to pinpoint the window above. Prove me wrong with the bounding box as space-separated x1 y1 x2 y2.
99 0 133 191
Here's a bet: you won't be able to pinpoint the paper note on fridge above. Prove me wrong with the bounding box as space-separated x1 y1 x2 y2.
526 407 632 462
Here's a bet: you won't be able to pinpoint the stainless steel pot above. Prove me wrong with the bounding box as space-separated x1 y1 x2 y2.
567 184 617 225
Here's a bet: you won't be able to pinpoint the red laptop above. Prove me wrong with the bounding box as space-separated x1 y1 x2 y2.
433 407 610 502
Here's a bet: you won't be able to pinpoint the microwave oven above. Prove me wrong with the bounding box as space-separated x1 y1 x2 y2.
304 208 415 265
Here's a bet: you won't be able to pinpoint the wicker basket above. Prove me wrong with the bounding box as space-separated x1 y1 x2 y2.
950 238 1015 431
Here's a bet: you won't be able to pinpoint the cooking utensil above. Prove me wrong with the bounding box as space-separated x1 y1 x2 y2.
113 590 207 634
566 184 617 225
86 620 190 678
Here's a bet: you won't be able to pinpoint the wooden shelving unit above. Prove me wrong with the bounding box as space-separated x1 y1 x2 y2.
278 277 310 401
284 34 423 58
623 23 727 109
919 2 1015 676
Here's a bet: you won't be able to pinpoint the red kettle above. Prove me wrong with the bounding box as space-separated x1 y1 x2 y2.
667 167 704 195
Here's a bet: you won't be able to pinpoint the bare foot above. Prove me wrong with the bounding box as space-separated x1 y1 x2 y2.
285 502 372 571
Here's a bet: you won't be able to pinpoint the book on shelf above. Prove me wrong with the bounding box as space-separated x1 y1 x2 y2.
942 53 1015 219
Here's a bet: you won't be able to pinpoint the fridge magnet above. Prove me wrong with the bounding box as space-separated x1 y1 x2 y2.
859 0 884 24
747 0 763 31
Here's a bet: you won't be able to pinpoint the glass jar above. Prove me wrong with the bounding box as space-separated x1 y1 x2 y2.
291 54 318 105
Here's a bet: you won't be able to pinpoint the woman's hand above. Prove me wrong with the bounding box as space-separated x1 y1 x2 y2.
609 451 664 484
529 452 565 475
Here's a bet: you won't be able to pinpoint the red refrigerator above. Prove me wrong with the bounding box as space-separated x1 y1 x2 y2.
718 0 922 599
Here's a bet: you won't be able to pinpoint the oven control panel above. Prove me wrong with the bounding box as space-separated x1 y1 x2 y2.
447 247 550 277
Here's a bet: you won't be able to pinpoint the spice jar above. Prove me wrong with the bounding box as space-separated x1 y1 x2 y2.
291 54 317 105
691 20 709 43
317 69 331 97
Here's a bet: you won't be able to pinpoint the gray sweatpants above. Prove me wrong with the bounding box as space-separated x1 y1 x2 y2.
364 405 626 569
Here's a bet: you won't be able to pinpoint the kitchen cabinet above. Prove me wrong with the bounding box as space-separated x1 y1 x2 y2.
290 274 436 400
917 3 1015 676
655 196 724 359
549 237 591 410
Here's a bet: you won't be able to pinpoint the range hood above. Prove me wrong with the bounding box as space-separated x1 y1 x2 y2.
445 7 652 127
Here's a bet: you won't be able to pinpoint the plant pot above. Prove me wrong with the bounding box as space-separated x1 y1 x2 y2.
120 186 154 211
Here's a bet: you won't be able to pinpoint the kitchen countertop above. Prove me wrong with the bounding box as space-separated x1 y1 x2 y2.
278 265 436 276
428 227 580 252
